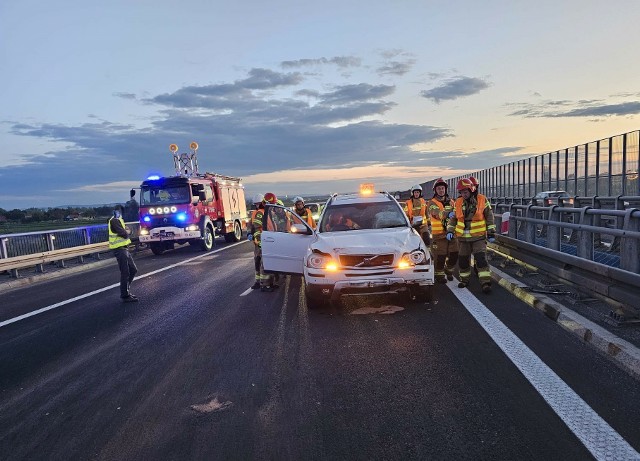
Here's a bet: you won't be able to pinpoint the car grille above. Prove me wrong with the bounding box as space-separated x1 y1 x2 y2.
339 254 394 268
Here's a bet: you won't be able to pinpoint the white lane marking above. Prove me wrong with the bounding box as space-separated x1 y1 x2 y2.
239 287 253 296
0 241 248 329
449 287 640 461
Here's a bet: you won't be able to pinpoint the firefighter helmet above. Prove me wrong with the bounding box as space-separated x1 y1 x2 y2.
263 192 277 204
293 196 304 205
411 184 422 193
469 176 479 187
252 193 264 204
432 177 448 193
456 178 474 191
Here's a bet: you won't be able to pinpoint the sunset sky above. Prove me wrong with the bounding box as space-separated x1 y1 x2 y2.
1 0 640 209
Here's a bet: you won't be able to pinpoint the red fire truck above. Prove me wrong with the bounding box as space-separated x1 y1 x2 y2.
138 142 248 255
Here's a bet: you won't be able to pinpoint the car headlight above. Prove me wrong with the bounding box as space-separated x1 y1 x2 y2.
140 228 149 235
185 224 199 231
306 253 338 270
398 250 427 268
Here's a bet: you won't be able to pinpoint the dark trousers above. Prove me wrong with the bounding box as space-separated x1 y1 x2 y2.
113 248 138 297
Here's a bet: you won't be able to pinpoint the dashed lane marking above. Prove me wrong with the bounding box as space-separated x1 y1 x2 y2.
239 287 253 296
0 241 248 329
449 286 640 461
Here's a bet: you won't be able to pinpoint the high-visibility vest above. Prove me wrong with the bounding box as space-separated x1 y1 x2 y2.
108 217 131 249
427 197 454 235
405 197 427 224
454 194 488 238
251 209 263 246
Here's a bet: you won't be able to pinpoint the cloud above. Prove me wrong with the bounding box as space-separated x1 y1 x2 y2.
507 99 640 118
376 60 416 76
319 84 395 105
421 76 490 103
280 56 362 68
113 92 136 100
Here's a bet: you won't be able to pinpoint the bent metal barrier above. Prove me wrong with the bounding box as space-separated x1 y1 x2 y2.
0 222 140 278
493 200 640 309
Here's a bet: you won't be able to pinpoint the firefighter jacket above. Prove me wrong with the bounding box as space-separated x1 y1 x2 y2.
108 216 131 249
250 208 264 247
447 194 496 241
426 195 455 238
405 197 427 227
295 207 316 229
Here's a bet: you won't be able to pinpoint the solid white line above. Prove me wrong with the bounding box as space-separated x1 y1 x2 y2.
239 287 253 297
0 241 248 329
449 286 640 461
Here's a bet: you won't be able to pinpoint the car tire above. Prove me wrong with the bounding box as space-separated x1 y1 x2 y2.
150 242 165 255
201 225 214 251
224 220 242 242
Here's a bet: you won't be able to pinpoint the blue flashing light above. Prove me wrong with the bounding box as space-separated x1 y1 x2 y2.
176 212 187 222
143 216 151 222
146 175 161 180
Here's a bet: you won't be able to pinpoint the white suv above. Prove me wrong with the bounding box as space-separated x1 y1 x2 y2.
261 190 435 308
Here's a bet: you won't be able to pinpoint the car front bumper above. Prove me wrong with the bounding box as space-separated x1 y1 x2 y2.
139 226 201 242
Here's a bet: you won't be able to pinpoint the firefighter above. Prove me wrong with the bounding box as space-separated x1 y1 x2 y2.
293 196 316 229
405 184 430 245
257 192 278 292
248 193 264 289
109 204 139 302
447 178 496 293
426 178 459 284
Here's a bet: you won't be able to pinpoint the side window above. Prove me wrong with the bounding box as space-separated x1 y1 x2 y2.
204 184 214 203
266 206 306 233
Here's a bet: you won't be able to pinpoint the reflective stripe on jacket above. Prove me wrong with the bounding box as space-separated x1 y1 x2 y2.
108 217 131 249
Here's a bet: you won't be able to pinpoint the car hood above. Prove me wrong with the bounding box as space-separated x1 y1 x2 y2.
313 228 423 255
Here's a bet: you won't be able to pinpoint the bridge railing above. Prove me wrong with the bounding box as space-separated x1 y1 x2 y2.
0 222 141 277
493 200 640 309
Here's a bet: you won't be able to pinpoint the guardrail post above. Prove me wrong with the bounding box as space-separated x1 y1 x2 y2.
46 233 55 252
524 205 536 243
547 205 561 251
620 208 640 273
577 207 594 261
508 204 518 238
0 238 8 259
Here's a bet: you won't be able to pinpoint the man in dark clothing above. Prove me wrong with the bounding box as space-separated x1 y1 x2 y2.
109 205 139 302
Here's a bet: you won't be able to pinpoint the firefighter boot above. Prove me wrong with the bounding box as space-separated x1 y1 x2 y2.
482 282 492 294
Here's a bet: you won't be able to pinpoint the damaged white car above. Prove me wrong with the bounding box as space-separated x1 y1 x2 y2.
260 188 435 308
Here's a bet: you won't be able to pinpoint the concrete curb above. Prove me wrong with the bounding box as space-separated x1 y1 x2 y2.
491 265 640 380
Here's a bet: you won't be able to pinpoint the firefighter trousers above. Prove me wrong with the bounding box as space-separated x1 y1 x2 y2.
457 239 491 286
430 236 459 282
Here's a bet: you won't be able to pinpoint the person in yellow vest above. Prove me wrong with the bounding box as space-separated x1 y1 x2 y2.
426 178 459 284
293 196 316 229
405 185 430 245
257 192 278 292
108 204 138 302
446 178 496 293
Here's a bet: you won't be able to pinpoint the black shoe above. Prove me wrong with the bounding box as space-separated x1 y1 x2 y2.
251 282 260 290
121 295 139 303
482 283 492 294
458 282 468 288
272 284 280 289
446 274 454 281
436 277 447 284
261 286 274 292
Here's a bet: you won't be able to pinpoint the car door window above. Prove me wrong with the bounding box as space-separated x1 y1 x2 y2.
266 206 306 233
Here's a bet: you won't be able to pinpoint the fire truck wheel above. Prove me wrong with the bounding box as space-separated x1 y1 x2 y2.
201 224 214 251
224 220 242 243
150 242 165 255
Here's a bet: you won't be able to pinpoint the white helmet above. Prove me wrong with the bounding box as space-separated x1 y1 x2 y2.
293 196 304 204
252 193 264 204
411 184 422 192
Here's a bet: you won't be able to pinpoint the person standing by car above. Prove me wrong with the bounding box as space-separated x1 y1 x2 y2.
447 178 496 293
426 178 458 284
257 192 278 292
293 196 316 229
405 185 430 245
248 193 264 289
109 204 139 302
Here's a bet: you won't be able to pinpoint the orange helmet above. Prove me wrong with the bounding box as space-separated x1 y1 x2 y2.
456 178 474 191
432 177 448 193
263 192 278 204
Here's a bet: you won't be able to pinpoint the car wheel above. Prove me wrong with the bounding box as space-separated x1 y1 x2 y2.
201 225 214 251
150 242 165 255
225 220 242 242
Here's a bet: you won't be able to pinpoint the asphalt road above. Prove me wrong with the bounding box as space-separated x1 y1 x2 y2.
1 240 639 460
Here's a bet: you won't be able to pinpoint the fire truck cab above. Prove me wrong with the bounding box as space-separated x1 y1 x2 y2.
138 142 248 255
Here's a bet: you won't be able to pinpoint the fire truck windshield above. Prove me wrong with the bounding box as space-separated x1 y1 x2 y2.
141 185 191 205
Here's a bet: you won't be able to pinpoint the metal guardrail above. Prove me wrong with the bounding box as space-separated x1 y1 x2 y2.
0 222 140 277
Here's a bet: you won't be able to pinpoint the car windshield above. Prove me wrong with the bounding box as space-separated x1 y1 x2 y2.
319 201 407 232
140 185 191 205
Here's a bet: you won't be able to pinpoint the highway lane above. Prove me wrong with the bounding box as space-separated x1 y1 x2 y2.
0 242 639 460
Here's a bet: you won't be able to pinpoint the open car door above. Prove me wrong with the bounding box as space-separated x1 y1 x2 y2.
261 205 314 274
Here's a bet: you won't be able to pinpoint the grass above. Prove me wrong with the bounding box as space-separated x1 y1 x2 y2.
0 219 110 235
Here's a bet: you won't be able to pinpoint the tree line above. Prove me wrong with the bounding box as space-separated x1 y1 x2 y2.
0 206 116 223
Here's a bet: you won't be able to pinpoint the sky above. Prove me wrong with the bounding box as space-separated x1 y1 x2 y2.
1 0 640 209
